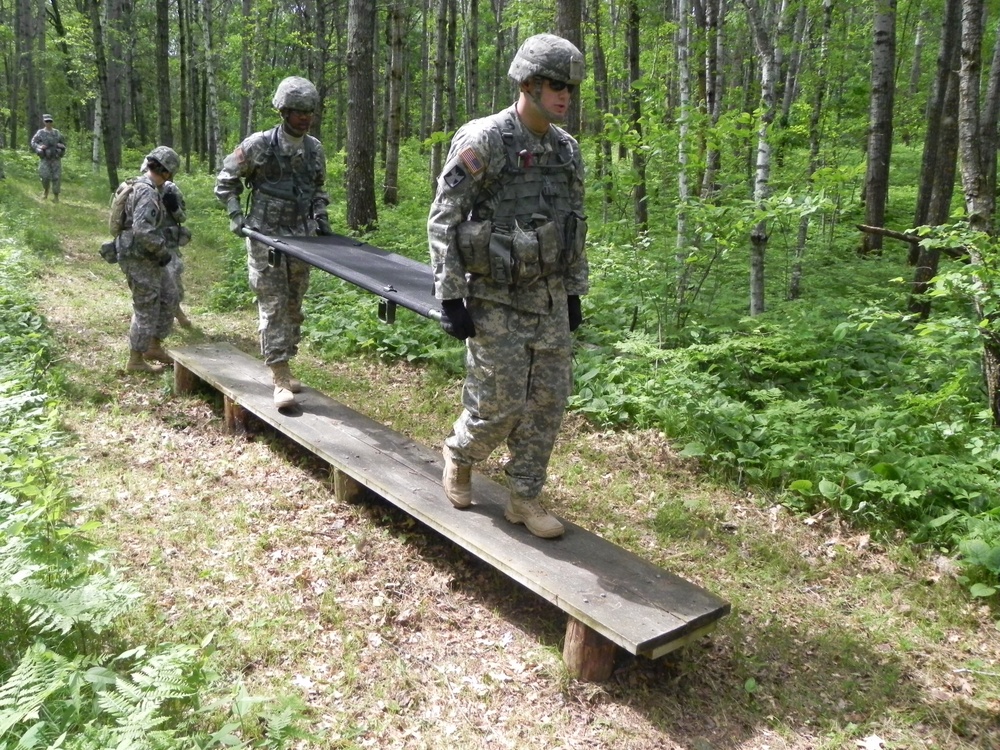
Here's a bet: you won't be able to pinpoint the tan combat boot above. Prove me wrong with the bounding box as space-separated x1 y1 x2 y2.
144 339 173 364
270 362 296 409
126 350 161 374
442 447 472 508
505 495 565 538
175 307 192 328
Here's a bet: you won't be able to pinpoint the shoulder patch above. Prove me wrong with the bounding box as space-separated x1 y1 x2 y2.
458 147 484 177
443 165 467 189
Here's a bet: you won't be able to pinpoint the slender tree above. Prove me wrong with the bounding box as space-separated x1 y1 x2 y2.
383 0 405 205
346 0 378 230
860 0 897 256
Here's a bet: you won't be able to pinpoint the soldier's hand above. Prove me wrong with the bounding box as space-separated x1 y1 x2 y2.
315 215 333 236
568 295 582 332
162 190 180 213
229 212 245 237
439 299 475 341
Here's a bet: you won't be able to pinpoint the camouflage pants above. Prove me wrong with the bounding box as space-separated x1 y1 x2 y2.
120 255 178 352
445 295 573 499
38 159 61 194
247 238 310 365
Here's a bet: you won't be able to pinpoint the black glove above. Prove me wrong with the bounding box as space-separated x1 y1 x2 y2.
316 215 333 236
162 190 180 213
157 251 172 267
229 212 245 237
439 299 475 340
568 295 582 332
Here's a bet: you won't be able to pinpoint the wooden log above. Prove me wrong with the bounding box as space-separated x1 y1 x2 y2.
223 396 250 433
173 361 197 394
563 616 618 682
333 468 363 503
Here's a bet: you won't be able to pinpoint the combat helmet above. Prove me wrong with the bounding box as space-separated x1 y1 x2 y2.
508 34 585 85
145 146 180 176
272 76 320 112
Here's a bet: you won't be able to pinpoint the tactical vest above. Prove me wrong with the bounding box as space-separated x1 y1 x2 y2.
459 112 581 285
246 127 319 227
472 112 576 230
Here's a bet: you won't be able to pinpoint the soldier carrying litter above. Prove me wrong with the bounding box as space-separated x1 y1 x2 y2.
214 76 331 410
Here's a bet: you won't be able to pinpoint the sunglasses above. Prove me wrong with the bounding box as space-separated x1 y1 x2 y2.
545 78 576 94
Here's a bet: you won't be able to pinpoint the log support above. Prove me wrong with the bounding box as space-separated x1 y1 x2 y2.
173 362 197 395
223 396 250 433
333 468 363 503
563 616 618 682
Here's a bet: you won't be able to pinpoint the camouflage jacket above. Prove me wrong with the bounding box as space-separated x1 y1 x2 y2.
30 129 66 160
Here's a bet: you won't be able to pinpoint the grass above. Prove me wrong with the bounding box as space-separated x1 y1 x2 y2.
2 152 998 749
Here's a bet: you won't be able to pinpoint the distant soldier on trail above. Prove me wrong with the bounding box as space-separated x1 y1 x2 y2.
30 114 67 202
214 76 331 410
428 34 589 539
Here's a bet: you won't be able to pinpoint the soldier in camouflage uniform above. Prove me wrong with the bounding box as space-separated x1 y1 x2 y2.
160 178 193 327
428 34 589 539
30 115 67 201
214 76 331 410
117 146 181 374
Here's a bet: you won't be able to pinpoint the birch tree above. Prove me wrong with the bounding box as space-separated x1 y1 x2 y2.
957 0 1000 424
743 0 780 316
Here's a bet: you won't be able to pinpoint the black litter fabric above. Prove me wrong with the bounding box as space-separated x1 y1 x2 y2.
245 231 440 320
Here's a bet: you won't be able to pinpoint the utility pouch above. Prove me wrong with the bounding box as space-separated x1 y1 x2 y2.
456 220 492 275
99 240 118 264
512 226 541 283
563 212 588 266
487 230 514 285
535 221 562 274
177 227 192 247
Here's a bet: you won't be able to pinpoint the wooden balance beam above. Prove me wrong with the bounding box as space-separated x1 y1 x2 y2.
170 342 730 681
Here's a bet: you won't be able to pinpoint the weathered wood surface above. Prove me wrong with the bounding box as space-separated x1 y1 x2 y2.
169 342 730 659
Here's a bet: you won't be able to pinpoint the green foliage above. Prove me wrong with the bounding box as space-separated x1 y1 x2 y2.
0 218 306 746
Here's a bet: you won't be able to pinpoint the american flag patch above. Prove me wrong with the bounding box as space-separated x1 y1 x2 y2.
459 147 484 176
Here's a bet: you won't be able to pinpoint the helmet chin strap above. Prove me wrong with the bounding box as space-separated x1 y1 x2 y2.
281 113 308 138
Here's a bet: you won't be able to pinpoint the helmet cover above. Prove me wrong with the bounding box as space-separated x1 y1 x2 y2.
508 34 585 85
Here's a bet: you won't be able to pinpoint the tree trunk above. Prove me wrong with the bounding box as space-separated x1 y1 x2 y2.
155 0 173 146
178 0 190 170
790 0 833 301
590 0 613 215
860 0 897 256
958 0 1000 425
346 0 378 231
87 0 119 190
556 0 583 133
676 0 693 316
627 0 647 230
429 0 448 187
199 0 223 170
698 0 725 202
465 0 480 117
239 0 253 139
383 0 404 205
744 0 778 316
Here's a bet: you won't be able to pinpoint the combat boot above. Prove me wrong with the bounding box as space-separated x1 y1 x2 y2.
270 362 296 409
126 350 161 374
145 338 173 364
504 494 565 539
175 307 192 328
442 447 472 508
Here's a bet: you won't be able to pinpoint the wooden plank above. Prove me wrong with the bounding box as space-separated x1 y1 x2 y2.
168 342 730 658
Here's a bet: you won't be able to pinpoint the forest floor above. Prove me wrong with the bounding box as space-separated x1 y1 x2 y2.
19 178 1000 750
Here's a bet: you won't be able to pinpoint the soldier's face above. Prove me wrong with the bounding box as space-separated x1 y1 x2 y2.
282 109 315 137
527 77 572 124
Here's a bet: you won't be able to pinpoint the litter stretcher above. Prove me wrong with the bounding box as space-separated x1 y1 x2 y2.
242 228 441 323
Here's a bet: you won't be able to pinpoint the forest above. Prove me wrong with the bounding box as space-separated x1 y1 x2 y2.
0 0 999 746
3 0 1000 599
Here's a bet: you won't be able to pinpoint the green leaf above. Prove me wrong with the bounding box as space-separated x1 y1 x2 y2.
818 479 840 499
788 480 813 494
679 442 706 457
969 583 996 598
744 677 758 694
